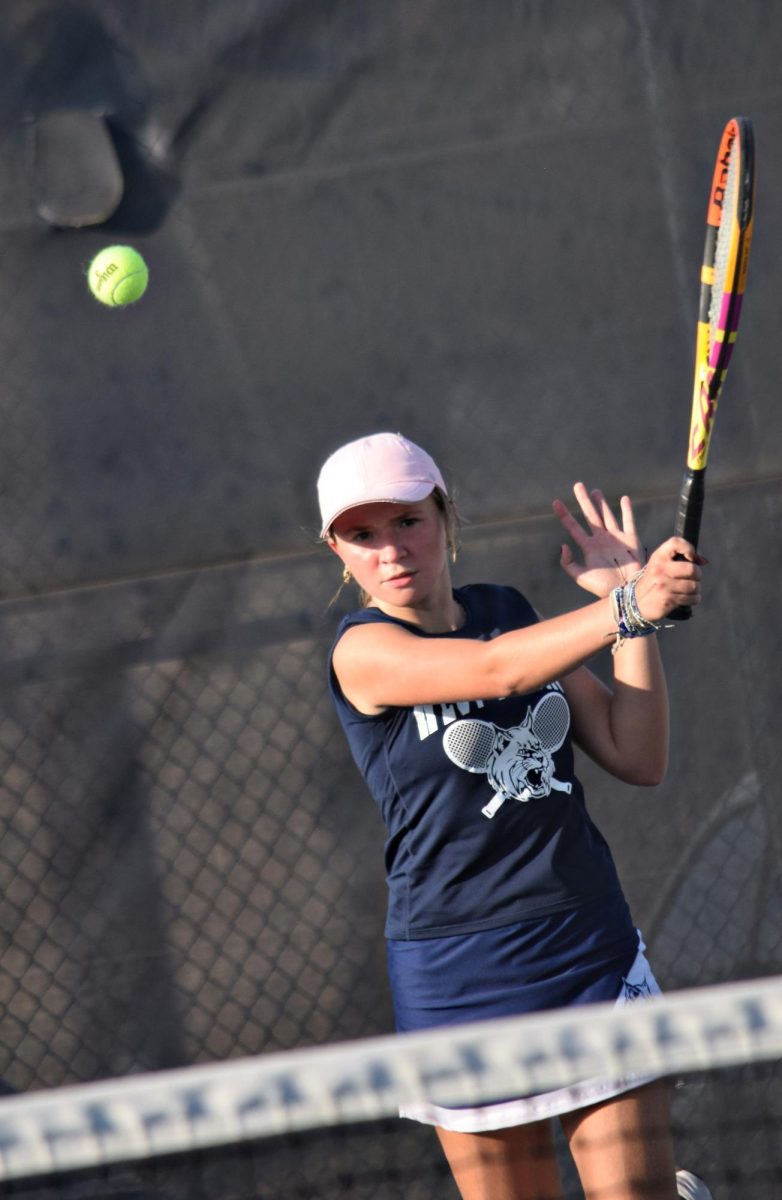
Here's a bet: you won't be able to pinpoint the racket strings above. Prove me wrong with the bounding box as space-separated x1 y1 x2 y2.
444 721 494 770
531 695 570 751
709 144 740 347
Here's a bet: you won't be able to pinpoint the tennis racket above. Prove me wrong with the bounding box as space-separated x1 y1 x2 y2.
671 116 755 620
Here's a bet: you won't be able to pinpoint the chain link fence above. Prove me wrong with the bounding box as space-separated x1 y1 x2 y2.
1 5 781 1158
2 485 781 1097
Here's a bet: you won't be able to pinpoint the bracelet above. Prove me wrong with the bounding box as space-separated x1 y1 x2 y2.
609 567 663 654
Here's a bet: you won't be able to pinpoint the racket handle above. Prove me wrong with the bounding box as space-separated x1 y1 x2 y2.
669 468 705 621
668 598 693 621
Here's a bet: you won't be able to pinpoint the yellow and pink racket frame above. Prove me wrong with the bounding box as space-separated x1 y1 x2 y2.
687 116 755 472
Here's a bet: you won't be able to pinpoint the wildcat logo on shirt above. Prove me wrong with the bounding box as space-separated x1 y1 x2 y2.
442 690 573 819
620 974 655 1003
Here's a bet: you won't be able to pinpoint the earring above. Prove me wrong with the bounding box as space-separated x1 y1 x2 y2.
342 566 351 584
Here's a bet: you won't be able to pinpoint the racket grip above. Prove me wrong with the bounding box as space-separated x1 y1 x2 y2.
673 468 704 547
668 600 693 621
669 468 705 621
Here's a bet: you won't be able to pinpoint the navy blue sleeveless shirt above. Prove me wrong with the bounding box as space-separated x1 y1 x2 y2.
329 584 628 940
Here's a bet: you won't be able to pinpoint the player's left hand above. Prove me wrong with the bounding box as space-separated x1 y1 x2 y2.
553 483 644 598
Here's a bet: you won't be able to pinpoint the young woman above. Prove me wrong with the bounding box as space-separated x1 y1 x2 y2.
318 431 711 1200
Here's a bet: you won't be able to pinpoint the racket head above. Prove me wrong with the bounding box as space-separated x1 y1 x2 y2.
686 116 755 473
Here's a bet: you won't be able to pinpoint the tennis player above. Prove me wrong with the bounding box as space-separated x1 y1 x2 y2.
319 431 711 1200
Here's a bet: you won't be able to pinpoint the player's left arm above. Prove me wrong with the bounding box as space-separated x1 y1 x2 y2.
552 483 702 785
562 642 669 787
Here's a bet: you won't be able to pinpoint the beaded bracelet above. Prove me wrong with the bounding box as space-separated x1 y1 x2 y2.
609 566 662 654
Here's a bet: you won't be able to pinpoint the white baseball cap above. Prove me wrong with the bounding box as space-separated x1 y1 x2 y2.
317 432 447 538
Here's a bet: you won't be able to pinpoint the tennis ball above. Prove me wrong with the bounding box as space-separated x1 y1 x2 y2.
88 245 149 307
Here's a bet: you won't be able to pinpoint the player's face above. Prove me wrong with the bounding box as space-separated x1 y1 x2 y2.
329 495 449 609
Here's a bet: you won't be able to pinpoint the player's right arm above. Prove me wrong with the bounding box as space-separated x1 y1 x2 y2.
332 603 616 715
332 556 695 716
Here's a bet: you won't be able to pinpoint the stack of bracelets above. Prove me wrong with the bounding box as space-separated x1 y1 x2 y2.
609 566 663 653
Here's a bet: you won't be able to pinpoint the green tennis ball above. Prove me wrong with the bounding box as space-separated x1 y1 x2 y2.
88 245 149 307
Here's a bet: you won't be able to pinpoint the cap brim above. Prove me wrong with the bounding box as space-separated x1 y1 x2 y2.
320 481 437 538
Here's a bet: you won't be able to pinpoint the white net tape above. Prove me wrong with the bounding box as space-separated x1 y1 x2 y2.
1 975 781 1181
